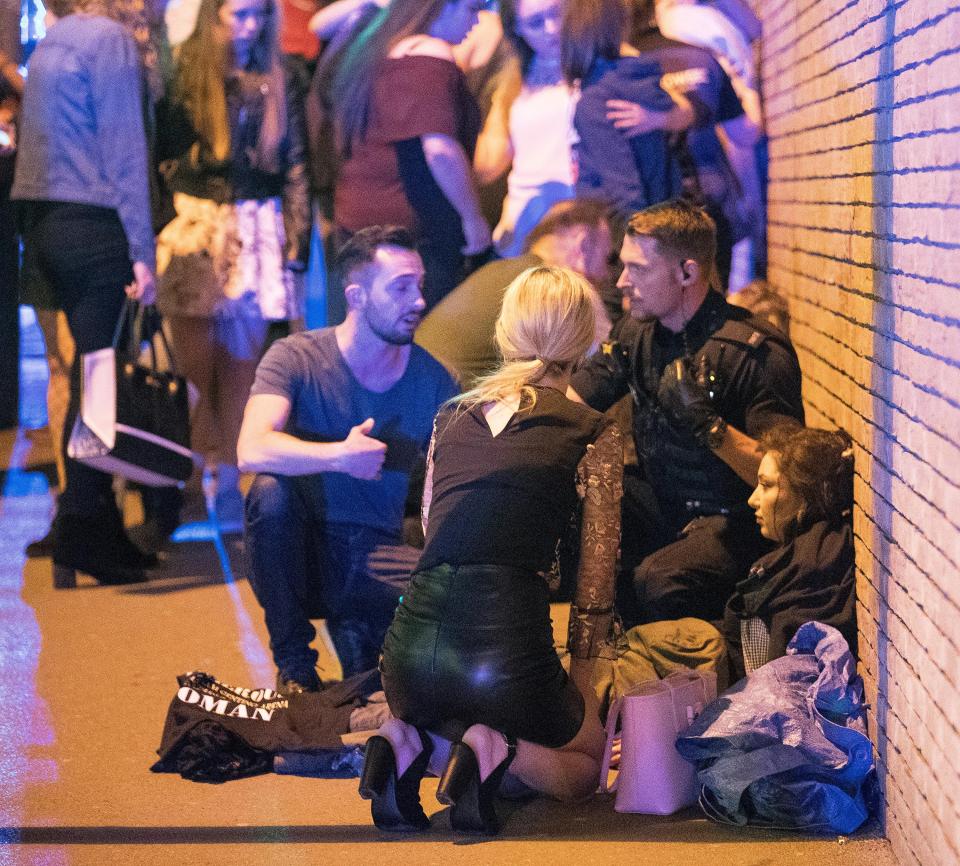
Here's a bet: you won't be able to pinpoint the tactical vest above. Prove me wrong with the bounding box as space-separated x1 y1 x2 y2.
614 312 783 528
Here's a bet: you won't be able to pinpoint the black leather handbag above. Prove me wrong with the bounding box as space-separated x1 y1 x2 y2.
68 300 194 487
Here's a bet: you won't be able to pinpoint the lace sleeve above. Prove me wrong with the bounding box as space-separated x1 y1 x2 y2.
568 422 623 660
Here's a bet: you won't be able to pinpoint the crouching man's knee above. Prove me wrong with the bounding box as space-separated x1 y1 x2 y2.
632 552 686 625
245 473 298 529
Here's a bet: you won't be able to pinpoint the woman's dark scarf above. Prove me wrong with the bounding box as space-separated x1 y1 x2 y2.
723 518 857 683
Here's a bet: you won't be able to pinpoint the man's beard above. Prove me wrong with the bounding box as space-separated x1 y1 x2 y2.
367 314 416 346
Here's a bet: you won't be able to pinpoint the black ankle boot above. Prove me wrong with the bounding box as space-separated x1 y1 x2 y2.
51 513 157 588
25 529 55 558
436 727 517 834
359 728 433 832
128 482 183 553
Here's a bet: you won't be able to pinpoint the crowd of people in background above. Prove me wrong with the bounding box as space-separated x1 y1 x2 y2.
3 0 860 836
4 0 776 565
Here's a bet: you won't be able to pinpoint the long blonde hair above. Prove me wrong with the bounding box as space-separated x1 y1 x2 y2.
457 266 597 407
174 0 287 169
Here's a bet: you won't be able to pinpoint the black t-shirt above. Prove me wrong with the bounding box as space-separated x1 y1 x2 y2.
418 386 609 573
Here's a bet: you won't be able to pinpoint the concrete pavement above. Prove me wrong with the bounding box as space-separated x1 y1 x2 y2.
0 427 897 866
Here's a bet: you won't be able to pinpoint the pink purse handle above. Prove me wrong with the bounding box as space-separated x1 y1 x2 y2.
598 696 622 793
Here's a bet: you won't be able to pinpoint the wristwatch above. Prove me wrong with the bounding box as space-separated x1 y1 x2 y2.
705 416 727 450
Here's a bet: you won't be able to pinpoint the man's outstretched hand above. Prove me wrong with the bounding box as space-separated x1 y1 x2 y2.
338 418 387 480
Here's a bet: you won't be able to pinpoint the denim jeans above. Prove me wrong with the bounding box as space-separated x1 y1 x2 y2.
244 473 420 679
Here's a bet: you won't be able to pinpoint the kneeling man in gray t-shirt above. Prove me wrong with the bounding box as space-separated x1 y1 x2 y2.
237 226 456 694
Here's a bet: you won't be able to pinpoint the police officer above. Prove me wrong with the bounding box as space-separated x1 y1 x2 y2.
569 199 803 625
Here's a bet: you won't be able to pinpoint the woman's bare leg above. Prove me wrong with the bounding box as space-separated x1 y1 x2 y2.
211 313 267 479
169 314 217 466
37 309 74 493
508 705 606 802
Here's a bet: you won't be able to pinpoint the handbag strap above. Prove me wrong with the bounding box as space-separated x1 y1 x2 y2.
598 697 622 793
111 297 139 353
145 306 181 377
110 299 181 377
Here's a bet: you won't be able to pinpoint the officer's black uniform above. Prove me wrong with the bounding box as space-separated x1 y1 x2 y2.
571 290 804 626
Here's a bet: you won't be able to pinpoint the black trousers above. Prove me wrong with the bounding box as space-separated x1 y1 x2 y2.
22 203 132 515
615 466 771 628
0 154 18 429
632 513 771 627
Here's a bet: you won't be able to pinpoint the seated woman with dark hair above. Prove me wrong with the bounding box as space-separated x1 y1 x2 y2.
723 425 857 683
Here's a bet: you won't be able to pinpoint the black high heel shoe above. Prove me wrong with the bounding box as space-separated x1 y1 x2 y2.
51 513 156 588
359 725 433 832
436 725 517 835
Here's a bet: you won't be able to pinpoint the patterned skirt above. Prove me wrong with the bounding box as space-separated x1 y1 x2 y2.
156 192 303 322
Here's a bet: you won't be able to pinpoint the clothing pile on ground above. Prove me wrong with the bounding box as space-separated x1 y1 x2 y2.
677 622 876 834
152 669 388 783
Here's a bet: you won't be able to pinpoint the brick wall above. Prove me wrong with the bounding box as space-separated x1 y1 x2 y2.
756 2 960 863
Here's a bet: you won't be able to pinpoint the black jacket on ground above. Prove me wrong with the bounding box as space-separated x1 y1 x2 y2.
152 669 380 782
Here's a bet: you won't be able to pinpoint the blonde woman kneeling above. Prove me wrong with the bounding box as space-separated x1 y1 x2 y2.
357 265 623 833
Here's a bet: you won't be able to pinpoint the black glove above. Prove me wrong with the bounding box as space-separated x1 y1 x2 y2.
656 357 725 448
601 340 650 413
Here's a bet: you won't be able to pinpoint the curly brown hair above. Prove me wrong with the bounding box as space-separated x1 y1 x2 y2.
760 425 854 528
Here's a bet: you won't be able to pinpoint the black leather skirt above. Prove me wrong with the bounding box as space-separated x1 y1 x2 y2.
381 563 585 749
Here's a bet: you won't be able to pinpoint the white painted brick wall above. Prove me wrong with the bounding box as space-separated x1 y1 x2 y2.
754 1 960 864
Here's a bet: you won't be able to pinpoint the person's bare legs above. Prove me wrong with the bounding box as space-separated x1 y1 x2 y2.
210 314 266 485
209 313 267 524
446 689 605 804
508 704 606 802
169 314 217 467
36 308 74 493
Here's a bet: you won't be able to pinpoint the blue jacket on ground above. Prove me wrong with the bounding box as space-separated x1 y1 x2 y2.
12 14 155 270
676 622 876 834
573 57 680 219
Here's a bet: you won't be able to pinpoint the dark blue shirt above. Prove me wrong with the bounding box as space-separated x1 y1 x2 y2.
632 28 745 218
574 56 679 219
251 328 457 532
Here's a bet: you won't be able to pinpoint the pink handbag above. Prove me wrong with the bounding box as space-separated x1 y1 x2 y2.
599 670 717 814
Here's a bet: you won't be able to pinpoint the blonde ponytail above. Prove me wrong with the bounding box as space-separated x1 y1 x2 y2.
454 266 597 409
